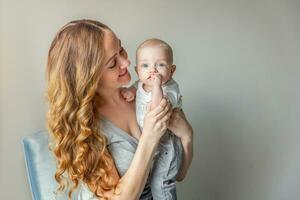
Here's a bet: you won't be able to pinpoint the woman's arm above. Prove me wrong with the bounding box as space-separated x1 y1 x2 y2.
105 98 172 200
114 136 159 199
168 108 194 181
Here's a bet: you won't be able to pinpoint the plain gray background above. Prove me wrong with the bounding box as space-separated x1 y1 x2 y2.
0 0 299 199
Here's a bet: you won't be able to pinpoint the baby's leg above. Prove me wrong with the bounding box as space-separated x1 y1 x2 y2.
150 132 182 200
150 143 175 200
151 75 163 110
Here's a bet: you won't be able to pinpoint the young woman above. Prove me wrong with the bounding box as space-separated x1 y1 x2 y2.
46 19 193 200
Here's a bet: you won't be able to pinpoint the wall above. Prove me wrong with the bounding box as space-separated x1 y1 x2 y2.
0 0 299 199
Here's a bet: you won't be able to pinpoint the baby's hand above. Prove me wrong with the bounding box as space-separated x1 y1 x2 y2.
121 87 136 102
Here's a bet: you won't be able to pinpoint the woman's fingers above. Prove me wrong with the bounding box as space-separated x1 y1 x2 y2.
154 99 172 120
147 98 167 117
160 111 172 123
155 104 169 119
145 98 172 136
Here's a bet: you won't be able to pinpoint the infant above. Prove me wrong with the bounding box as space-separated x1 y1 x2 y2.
122 39 183 200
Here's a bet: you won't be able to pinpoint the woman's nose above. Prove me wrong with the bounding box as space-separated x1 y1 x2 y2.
119 56 131 69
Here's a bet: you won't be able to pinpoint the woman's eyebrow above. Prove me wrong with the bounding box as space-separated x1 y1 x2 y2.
105 39 122 65
105 53 117 65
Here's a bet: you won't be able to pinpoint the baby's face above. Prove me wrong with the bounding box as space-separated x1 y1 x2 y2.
136 46 175 86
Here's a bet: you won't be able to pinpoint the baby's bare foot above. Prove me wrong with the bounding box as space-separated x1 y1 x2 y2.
152 74 162 86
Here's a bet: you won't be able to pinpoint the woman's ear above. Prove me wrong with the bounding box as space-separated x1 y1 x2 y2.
171 64 176 75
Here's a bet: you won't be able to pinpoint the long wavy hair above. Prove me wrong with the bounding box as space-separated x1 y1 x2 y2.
46 19 118 199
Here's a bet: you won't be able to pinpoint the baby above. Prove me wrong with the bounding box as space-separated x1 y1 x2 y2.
122 38 183 200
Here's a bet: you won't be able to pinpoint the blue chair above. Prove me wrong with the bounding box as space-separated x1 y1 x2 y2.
22 131 69 200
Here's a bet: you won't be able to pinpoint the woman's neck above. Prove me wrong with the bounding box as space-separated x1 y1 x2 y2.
97 87 124 107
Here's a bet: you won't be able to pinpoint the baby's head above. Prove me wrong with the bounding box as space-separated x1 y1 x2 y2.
135 38 176 86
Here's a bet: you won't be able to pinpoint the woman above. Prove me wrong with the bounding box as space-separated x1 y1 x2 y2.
46 19 193 200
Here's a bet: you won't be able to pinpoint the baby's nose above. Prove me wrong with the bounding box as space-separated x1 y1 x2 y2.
149 65 157 72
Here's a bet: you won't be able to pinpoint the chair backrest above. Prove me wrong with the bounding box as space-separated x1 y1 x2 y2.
22 131 69 200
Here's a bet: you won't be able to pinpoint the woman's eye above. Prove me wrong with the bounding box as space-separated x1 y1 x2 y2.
142 64 148 68
108 60 117 69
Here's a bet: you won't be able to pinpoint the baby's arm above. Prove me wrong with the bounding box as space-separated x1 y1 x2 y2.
168 109 193 182
150 75 163 110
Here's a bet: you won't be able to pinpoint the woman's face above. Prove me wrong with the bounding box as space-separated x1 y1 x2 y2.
98 30 131 90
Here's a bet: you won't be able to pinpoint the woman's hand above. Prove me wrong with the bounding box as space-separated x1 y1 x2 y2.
142 98 172 144
168 108 193 142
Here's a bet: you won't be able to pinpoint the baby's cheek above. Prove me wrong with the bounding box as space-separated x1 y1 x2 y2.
141 72 149 80
165 71 173 80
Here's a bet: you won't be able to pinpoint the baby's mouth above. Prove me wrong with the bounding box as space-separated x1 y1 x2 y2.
148 73 157 79
147 75 154 80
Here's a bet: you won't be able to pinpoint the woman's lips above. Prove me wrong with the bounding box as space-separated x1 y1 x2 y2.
119 70 128 77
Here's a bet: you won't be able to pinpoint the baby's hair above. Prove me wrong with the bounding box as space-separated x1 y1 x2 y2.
136 38 173 64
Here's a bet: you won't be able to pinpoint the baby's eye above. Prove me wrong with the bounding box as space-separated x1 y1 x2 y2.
142 64 149 68
158 63 166 67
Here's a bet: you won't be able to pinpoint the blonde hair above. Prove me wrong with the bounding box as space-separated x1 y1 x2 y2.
136 38 174 63
46 19 118 199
